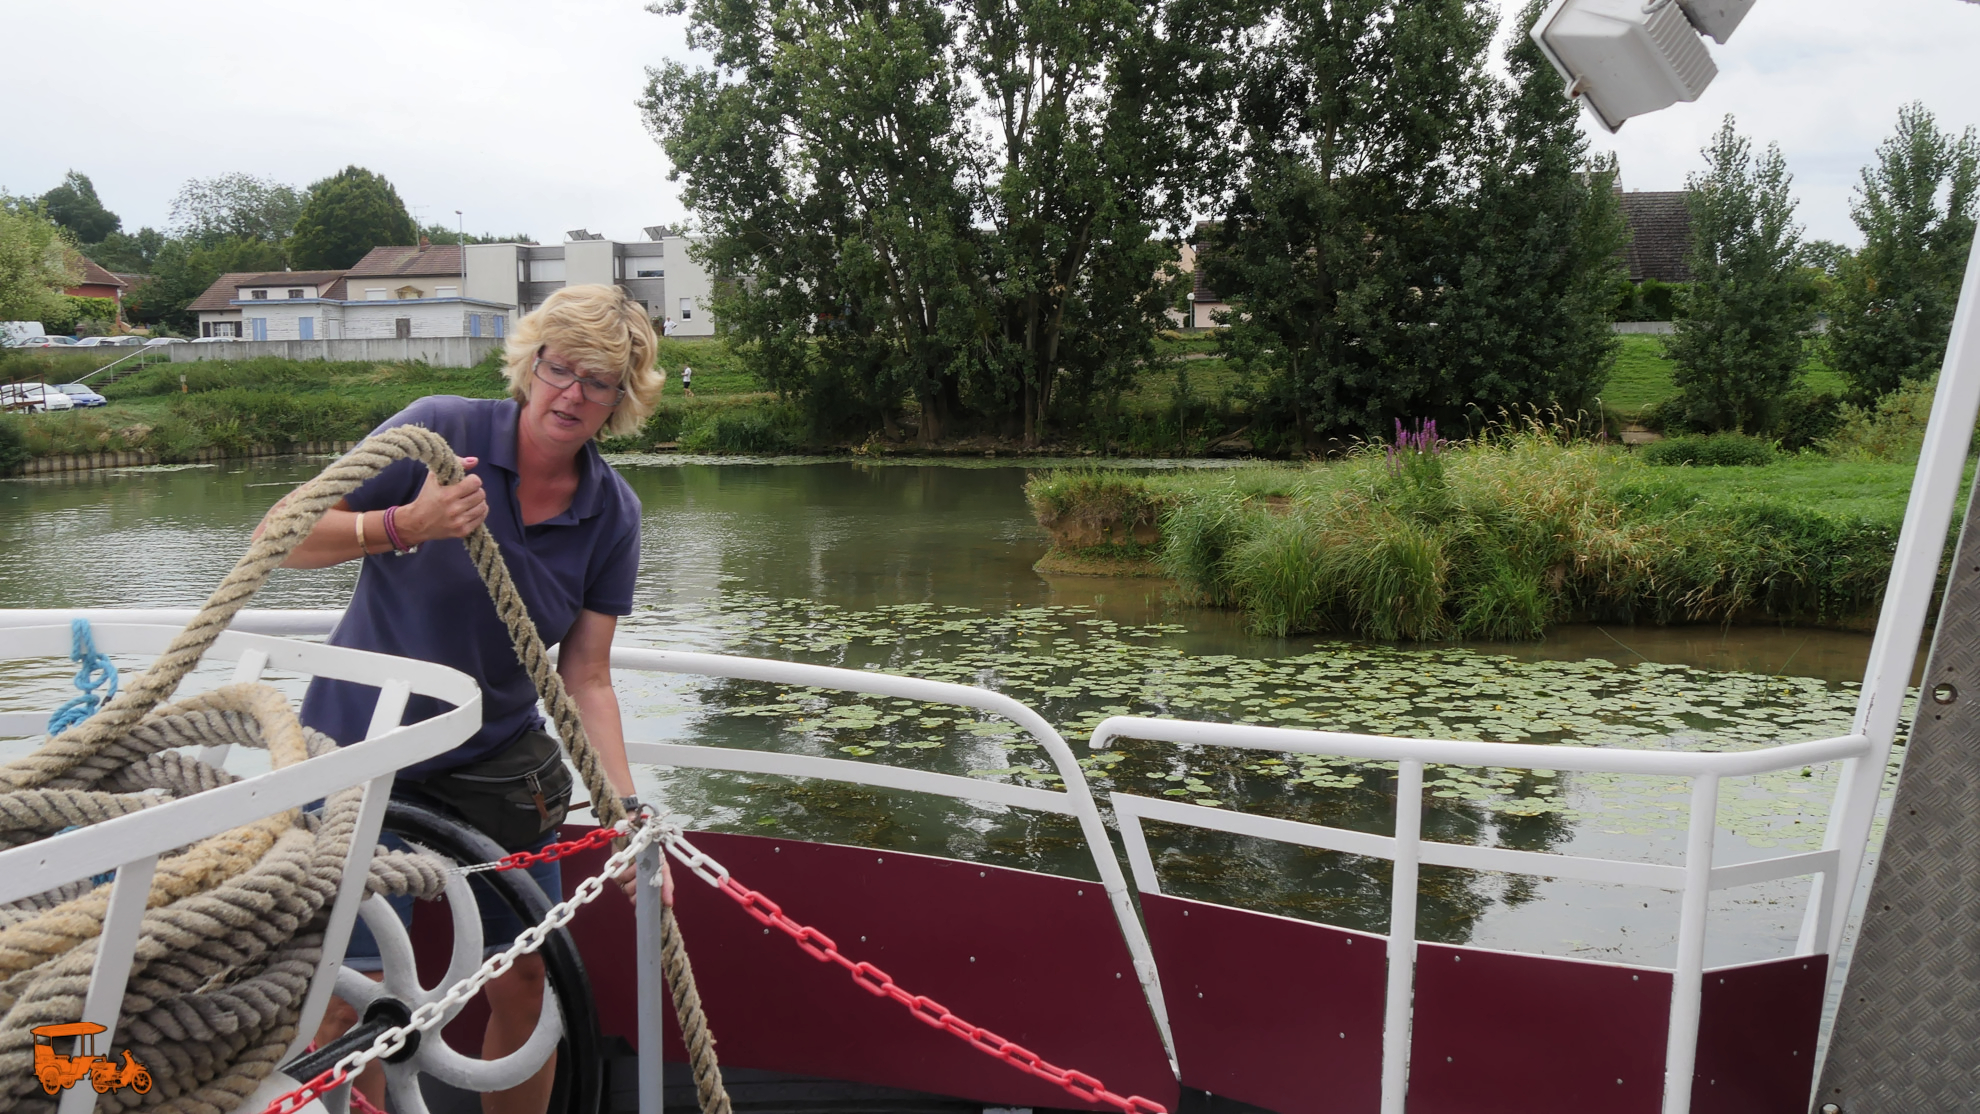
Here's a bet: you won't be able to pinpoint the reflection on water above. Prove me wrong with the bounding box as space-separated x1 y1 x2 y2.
0 456 1914 967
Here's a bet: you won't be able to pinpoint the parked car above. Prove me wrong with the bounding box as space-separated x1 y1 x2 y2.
15 335 77 348
189 336 240 344
0 382 76 413
142 337 187 346
54 383 107 408
72 337 111 348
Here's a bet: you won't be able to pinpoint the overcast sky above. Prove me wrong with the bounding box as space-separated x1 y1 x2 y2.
2 0 1974 249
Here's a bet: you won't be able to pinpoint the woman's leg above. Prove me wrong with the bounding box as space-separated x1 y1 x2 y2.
481 955 556 1114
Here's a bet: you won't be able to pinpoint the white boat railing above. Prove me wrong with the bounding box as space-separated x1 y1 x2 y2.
0 618 480 1111
1088 716 1873 1114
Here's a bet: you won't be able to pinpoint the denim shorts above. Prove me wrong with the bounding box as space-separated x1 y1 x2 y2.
342 831 563 973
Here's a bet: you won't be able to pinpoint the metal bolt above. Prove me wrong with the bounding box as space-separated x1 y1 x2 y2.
1933 682 1959 705
1820 1106 1841 1114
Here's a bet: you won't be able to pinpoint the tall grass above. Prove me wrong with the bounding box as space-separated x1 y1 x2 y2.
1039 427 1902 640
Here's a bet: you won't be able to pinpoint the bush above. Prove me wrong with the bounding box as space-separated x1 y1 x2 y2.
1822 375 1937 462
1770 390 1843 452
39 296 119 336
677 399 805 454
1641 433 1777 467
0 416 27 475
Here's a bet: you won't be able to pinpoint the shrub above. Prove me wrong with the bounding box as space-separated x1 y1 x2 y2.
677 399 805 454
1822 375 1937 461
1641 433 1776 467
1770 390 1843 452
0 416 27 475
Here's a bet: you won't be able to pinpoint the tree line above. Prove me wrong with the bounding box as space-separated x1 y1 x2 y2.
1667 103 1976 436
645 0 1976 449
1 167 529 336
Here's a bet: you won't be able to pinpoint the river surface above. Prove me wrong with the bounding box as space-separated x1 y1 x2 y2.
0 455 1908 969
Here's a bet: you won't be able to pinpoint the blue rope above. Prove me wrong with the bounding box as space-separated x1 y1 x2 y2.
47 618 118 735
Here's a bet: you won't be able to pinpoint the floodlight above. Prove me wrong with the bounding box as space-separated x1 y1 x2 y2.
1530 0 1717 132
1677 0 1757 44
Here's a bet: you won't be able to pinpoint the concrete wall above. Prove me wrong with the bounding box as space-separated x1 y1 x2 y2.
659 235 714 336
465 244 521 307
169 337 503 367
564 239 617 287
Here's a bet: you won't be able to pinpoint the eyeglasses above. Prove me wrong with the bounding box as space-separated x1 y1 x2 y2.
532 352 625 407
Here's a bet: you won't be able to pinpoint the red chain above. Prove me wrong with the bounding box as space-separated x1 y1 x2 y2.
485 825 620 872
260 1067 346 1114
715 874 1169 1114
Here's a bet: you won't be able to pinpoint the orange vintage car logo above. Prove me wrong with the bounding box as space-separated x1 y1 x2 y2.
29 1022 152 1096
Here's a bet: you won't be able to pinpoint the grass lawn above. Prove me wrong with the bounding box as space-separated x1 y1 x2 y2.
1601 334 1846 420
1655 455 1928 523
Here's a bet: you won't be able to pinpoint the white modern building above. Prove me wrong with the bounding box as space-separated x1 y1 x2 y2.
190 257 509 343
465 229 715 336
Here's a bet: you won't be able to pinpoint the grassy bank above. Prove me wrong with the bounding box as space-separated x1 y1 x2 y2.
1026 434 1917 640
1601 334 1845 422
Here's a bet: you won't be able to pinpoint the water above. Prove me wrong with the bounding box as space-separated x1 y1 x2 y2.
0 456 1907 968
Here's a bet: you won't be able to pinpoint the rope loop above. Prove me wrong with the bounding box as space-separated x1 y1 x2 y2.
45 617 118 734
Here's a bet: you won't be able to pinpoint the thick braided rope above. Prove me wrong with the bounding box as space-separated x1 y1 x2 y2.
2 425 728 1112
660 908 729 1114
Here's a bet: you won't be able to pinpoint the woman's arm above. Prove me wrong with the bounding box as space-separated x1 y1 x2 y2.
557 608 636 799
257 455 490 569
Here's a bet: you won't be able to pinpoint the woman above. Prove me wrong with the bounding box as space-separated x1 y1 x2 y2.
274 285 662 1114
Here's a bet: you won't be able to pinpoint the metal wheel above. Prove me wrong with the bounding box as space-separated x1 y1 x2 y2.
327 800 604 1114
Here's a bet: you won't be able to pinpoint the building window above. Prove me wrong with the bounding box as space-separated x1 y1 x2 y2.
366 288 388 301
636 269 663 278
469 313 482 338
299 316 314 341
436 286 459 298
251 290 268 300
287 288 304 299
493 314 506 338
679 298 692 320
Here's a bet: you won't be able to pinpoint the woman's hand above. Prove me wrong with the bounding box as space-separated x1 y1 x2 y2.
399 455 487 544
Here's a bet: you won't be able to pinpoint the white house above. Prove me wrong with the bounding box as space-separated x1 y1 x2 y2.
465 229 715 335
189 270 348 338
190 258 509 342
231 296 511 342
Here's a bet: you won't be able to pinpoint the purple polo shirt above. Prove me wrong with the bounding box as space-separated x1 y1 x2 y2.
300 395 641 777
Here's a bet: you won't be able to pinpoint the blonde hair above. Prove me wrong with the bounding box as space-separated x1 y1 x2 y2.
503 284 661 438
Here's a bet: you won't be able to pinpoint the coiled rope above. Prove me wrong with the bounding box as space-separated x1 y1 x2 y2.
0 426 728 1113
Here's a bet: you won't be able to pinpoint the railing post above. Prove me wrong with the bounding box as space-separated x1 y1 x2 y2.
635 841 667 1114
58 853 158 1114
1380 759 1424 1114
1661 772 1719 1114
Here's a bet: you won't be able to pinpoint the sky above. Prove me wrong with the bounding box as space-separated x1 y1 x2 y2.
1 0 1974 249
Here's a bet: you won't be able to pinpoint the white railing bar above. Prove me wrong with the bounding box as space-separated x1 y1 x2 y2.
1112 792 1397 863
601 646 1178 1062
0 713 47 736
1380 760 1424 1114
0 609 344 636
199 646 270 769
1661 773 1720 1114
1816 225 1980 970
59 853 158 1114
625 741 1079 817
1092 717 1869 779
1708 849 1838 894
635 843 668 1114
1113 799 1165 896
283 679 413 1060
0 707 474 905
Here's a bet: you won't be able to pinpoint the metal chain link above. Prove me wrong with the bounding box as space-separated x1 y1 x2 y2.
259 820 664 1114
669 835 1169 1114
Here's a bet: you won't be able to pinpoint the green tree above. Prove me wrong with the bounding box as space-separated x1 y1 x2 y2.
1424 0 1626 424
288 166 417 269
169 173 307 246
1826 102 1979 400
643 0 1231 446
39 171 121 245
419 223 534 246
1664 118 1815 433
92 227 167 274
0 197 83 325
1203 0 1503 440
124 236 287 334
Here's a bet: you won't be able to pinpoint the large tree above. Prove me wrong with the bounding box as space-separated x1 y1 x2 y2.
1664 117 1815 433
1207 0 1604 441
643 0 1233 445
288 166 417 269
1826 102 1980 400
38 171 121 245
169 172 307 246
0 197 83 324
